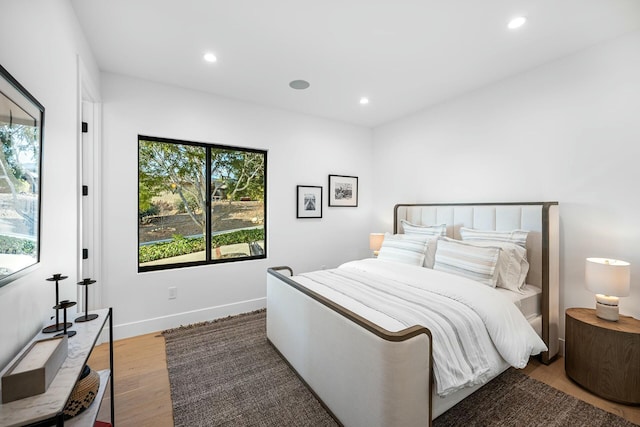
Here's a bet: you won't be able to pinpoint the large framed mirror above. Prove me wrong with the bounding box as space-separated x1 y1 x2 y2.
0 64 44 287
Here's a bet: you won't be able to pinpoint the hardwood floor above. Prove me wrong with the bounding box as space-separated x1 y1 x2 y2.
88 333 173 427
524 357 640 425
88 333 640 426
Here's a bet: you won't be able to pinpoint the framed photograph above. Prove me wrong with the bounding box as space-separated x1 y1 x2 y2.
296 185 322 218
0 65 44 288
328 175 358 207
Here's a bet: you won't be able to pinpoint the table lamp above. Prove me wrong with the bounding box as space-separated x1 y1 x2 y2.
585 257 630 321
369 233 385 257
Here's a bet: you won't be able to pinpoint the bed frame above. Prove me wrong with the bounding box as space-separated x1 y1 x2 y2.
267 202 559 427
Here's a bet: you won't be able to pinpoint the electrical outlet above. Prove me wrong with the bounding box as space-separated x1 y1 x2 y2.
168 287 177 299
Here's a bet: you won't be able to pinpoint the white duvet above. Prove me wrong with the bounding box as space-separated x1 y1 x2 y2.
295 259 547 396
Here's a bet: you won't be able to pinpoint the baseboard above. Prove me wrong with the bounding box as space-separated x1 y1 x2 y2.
111 297 266 340
558 337 565 357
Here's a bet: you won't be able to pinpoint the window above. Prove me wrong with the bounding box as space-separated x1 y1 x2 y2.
138 135 266 272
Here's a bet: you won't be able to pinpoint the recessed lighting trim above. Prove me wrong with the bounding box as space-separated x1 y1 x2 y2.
203 52 217 63
508 16 527 30
359 97 369 105
289 80 310 90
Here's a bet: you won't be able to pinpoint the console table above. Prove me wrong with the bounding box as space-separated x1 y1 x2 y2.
565 307 640 405
0 308 114 426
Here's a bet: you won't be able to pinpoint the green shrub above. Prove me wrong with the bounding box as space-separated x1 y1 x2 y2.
0 236 36 255
139 228 264 263
139 204 159 223
211 228 264 248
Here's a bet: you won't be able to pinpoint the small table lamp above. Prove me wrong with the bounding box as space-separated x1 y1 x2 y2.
369 233 385 257
585 257 630 321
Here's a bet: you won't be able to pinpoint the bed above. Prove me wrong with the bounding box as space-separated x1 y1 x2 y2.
267 202 559 427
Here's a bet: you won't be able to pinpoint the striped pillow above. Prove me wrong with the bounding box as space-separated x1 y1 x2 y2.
460 227 528 248
401 220 447 236
461 240 530 292
433 238 500 287
377 233 430 266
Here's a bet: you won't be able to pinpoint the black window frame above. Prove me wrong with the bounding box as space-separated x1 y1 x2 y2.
138 135 267 273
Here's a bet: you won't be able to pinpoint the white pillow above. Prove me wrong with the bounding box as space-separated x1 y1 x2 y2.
401 220 447 237
377 233 429 266
460 240 530 292
460 227 528 248
433 238 500 287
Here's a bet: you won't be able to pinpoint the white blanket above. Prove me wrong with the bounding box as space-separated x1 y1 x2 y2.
295 259 547 396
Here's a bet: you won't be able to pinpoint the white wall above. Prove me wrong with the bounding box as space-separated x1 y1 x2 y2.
373 31 640 331
101 73 373 338
0 0 100 367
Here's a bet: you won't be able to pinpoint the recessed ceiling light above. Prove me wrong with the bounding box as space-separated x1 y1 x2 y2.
203 52 217 63
359 97 369 105
289 80 310 90
507 16 527 30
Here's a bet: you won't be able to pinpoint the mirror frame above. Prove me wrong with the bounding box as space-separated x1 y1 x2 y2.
0 64 44 288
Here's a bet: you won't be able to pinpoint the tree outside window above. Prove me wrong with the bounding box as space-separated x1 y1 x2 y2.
138 136 266 271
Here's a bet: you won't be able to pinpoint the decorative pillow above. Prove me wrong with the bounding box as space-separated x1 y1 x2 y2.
377 233 430 267
401 220 447 237
460 227 528 248
433 238 500 287
460 240 530 292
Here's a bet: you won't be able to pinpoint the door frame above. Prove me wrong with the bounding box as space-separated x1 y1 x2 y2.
77 56 102 311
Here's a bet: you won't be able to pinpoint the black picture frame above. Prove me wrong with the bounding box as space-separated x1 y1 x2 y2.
0 64 44 288
328 175 358 207
296 185 322 218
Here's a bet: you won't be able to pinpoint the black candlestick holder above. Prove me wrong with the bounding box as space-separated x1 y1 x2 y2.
75 278 98 322
54 300 77 338
42 274 73 333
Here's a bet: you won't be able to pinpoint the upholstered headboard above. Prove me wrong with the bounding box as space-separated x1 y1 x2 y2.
394 202 560 364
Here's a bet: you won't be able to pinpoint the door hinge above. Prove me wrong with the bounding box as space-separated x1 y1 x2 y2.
82 248 89 260
82 185 89 196
82 122 88 133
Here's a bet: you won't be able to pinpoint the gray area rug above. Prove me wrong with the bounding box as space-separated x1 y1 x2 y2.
163 309 337 426
164 310 637 427
433 368 638 427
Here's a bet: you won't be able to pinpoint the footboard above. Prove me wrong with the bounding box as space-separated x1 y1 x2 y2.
267 267 433 427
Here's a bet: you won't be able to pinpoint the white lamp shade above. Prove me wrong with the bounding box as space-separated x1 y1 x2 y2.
585 257 630 297
369 233 385 251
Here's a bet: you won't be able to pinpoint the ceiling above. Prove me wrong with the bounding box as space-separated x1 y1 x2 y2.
70 0 640 127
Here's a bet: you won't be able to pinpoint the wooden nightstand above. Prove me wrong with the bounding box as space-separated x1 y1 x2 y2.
565 307 640 405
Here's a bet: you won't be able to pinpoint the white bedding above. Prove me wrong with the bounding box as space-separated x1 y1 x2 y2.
496 284 542 320
295 258 547 396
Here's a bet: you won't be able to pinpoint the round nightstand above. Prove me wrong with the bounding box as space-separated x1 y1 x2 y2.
565 307 640 405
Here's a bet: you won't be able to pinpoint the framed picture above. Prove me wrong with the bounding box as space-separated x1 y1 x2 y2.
328 175 358 207
296 185 322 218
0 64 44 288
